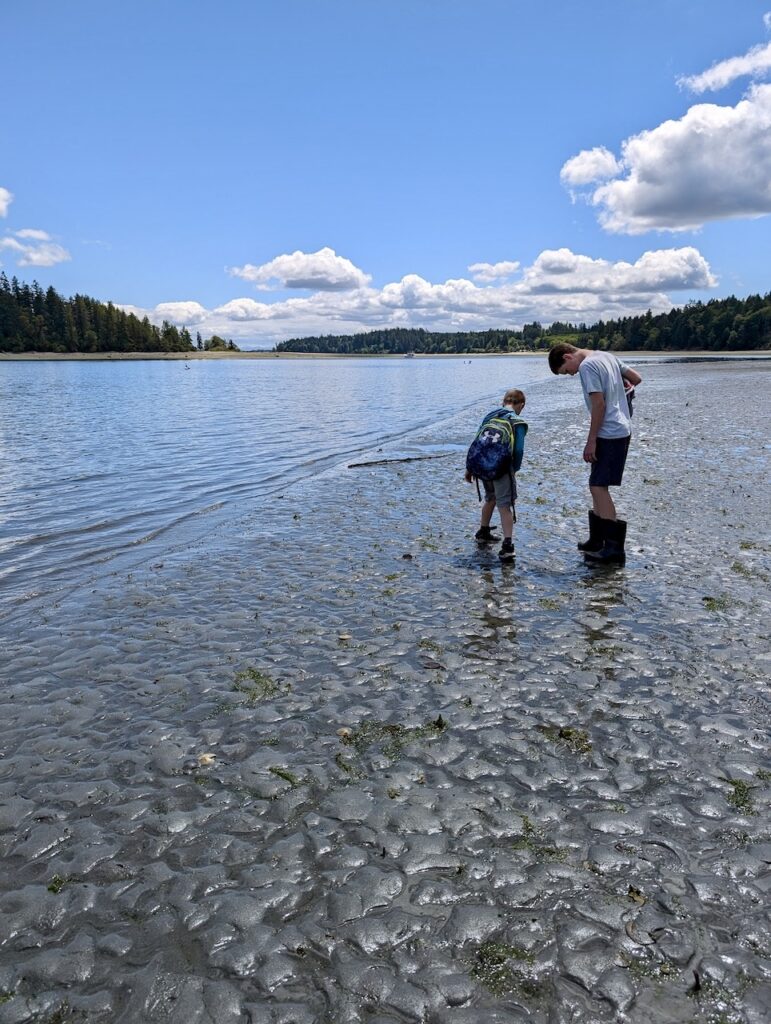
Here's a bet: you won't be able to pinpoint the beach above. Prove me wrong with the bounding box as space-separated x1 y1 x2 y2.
0 364 769 1023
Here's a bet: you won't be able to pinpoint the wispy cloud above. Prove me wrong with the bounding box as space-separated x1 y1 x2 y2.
0 187 13 218
0 229 71 267
561 84 771 233
229 246 371 291
678 14 771 93
678 41 771 93
119 244 716 347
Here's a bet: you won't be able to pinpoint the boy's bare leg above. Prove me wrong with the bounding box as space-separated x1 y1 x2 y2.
499 506 514 540
590 486 616 520
480 498 496 528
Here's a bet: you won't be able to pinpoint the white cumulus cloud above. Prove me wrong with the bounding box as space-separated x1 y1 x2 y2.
563 83 771 233
467 260 521 282
127 244 716 347
229 246 371 291
560 146 622 188
153 301 209 325
522 247 715 293
0 188 13 217
679 40 771 93
213 298 274 321
0 229 71 267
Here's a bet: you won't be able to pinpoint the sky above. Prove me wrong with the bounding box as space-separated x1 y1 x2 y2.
2 1 770 349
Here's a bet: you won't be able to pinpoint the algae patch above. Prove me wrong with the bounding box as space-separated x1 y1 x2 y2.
537 724 592 755
233 666 280 702
339 715 447 760
269 766 303 787
725 778 756 815
472 941 541 999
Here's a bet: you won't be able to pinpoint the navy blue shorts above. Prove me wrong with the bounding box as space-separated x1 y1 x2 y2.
589 436 630 487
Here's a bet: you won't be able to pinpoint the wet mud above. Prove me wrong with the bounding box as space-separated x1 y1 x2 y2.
1 365 769 1023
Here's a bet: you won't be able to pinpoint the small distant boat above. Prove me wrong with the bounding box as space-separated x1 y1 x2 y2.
404 352 415 359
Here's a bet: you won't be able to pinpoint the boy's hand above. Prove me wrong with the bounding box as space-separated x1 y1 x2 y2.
464 470 473 483
583 440 597 463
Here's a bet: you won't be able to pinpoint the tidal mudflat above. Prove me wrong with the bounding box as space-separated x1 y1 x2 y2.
0 364 769 1023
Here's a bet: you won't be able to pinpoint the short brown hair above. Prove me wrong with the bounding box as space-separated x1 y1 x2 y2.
548 343 577 374
502 388 525 406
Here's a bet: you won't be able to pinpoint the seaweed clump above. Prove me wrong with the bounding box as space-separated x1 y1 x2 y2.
472 941 541 999
233 666 280 702
339 715 447 760
537 724 592 755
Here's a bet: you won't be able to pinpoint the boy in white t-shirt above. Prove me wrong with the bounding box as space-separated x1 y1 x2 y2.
548 344 642 563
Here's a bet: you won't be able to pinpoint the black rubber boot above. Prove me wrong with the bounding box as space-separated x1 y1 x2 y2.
577 510 603 552
475 525 498 544
585 518 627 564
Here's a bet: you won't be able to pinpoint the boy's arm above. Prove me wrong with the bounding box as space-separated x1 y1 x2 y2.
585 393 605 462
622 366 642 386
512 422 526 473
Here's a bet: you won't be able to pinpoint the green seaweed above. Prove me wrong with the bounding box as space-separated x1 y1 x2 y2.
233 666 279 702
47 874 67 894
472 941 540 999
512 815 568 861
725 778 755 814
340 715 447 760
334 752 364 779
621 952 679 981
418 638 442 653
730 560 753 579
269 766 302 787
701 595 731 612
537 724 592 755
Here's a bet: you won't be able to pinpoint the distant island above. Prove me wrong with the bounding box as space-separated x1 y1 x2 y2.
1 274 768 355
0 274 238 354
275 291 770 354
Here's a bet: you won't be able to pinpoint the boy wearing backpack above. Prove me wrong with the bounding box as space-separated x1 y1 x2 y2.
465 388 527 562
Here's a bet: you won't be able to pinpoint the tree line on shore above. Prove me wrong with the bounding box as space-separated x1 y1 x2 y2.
0 275 238 353
275 291 771 354
1 275 768 354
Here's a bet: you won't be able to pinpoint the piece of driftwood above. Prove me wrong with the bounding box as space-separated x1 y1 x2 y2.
348 452 456 468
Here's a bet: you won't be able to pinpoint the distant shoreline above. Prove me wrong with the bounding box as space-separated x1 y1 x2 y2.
0 349 768 362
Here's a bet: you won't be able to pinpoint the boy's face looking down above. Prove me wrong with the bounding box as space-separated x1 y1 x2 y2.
556 350 581 376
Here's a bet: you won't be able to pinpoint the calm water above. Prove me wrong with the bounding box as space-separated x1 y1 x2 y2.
0 355 559 614
3 354 768 619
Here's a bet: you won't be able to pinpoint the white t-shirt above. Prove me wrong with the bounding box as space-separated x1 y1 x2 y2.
578 352 632 439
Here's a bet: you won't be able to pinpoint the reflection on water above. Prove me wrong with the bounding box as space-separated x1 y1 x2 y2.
0 355 553 612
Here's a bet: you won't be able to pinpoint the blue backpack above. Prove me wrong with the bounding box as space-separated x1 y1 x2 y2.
466 409 527 489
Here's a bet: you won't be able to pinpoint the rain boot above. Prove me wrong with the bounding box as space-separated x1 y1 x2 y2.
577 510 603 552
585 518 627 564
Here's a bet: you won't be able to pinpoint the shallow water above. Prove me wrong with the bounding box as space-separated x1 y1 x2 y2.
0 356 558 615
0 358 769 1024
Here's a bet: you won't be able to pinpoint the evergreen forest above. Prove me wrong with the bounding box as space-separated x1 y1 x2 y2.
0 275 238 353
2 276 768 356
274 292 771 354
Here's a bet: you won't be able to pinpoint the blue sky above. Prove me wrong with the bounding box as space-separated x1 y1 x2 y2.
2 1 770 348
